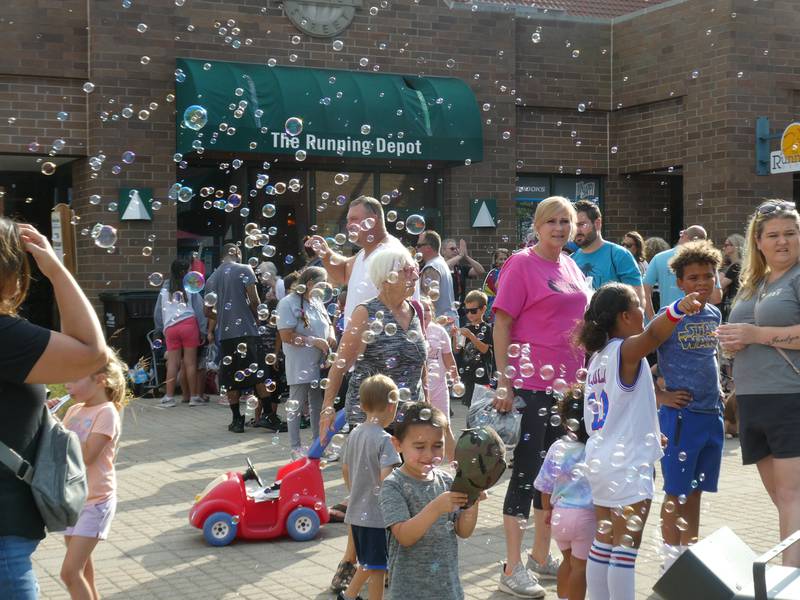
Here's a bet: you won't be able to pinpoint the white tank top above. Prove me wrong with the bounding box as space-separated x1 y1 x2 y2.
583 338 663 471
343 234 406 327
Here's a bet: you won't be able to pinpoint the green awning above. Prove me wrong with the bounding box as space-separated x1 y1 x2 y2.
175 58 483 163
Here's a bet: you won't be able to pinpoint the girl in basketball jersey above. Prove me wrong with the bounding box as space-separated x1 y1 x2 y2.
576 283 701 600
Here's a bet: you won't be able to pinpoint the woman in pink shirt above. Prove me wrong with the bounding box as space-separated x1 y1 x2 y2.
492 196 591 596
60 350 126 600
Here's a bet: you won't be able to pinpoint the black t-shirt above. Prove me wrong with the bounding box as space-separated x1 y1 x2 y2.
0 315 51 540
460 322 493 384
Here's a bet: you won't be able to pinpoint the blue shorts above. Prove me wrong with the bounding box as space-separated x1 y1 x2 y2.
351 525 388 570
659 407 724 497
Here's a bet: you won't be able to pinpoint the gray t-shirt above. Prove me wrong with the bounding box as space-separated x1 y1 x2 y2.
422 255 458 322
342 423 401 528
729 263 800 396
276 293 332 385
205 262 259 341
380 468 462 600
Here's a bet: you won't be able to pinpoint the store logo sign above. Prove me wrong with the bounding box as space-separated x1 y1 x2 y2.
270 132 423 158
771 122 800 174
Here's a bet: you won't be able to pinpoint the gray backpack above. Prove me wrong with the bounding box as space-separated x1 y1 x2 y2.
0 406 87 532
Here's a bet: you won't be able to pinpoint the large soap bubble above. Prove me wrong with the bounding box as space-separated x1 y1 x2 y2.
183 105 208 131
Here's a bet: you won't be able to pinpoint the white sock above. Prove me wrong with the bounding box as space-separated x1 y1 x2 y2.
662 543 681 572
679 544 690 554
586 540 612 600
608 545 638 600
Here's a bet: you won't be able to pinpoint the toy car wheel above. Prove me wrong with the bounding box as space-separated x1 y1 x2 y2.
286 507 321 541
203 512 238 546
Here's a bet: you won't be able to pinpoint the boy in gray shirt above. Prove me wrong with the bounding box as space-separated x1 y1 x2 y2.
380 402 485 600
340 374 401 600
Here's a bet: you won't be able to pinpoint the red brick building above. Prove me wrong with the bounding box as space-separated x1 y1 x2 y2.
0 0 798 332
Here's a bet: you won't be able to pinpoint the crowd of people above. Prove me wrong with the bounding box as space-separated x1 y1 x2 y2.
0 193 798 600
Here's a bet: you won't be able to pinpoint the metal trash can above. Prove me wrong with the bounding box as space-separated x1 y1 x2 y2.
99 290 158 367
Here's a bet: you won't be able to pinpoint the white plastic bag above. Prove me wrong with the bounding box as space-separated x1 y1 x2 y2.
467 385 522 450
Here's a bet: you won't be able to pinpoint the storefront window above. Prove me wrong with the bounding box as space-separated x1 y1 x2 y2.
515 174 603 242
313 171 375 242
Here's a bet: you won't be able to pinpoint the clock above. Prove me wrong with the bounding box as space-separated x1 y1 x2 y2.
284 0 362 38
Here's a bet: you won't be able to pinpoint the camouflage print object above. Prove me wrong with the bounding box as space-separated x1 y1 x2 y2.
450 426 507 506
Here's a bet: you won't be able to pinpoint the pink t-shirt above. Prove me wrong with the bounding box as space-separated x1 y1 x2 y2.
425 322 454 414
63 402 121 505
492 248 589 391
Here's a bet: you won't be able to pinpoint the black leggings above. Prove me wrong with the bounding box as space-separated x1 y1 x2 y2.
503 389 561 518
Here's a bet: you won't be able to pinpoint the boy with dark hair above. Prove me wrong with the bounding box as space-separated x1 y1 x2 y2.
457 290 493 407
656 240 724 573
380 402 484 600
340 374 401 600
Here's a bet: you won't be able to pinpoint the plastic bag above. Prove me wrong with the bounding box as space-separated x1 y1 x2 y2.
203 344 219 372
467 385 522 450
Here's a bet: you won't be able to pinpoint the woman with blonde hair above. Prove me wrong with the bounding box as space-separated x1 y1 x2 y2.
0 218 107 597
719 200 800 566
491 196 590 596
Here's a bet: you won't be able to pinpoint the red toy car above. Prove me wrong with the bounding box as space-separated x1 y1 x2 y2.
189 410 346 546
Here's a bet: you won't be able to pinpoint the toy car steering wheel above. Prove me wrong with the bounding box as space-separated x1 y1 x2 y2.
244 457 264 487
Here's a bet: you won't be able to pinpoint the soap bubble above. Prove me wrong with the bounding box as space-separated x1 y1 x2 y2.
540 364 555 380
406 214 426 235
121 151 136 164
182 271 205 294
40 162 56 176
178 186 193 202
577 102 586 112
148 272 164 287
285 117 303 136
92 224 117 249
360 124 371 135
227 193 242 207
56 111 69 122
82 82 95 93
182 105 208 131
204 292 218 307
452 382 466 398
332 40 344 51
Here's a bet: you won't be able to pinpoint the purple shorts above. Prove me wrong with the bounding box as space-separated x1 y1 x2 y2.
64 497 116 540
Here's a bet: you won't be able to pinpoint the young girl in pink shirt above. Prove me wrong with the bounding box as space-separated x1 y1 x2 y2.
59 350 126 600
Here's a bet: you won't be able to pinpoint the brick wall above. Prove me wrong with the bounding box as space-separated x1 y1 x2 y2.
1 0 799 310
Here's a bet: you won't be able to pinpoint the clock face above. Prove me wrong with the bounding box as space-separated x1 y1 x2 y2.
285 1 358 38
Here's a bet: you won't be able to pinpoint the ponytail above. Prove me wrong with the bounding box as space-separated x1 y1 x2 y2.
577 283 636 354
96 347 130 412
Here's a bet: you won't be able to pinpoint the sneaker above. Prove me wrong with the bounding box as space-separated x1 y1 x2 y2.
189 397 205 407
498 562 545 598
263 414 288 433
526 553 560 581
159 397 176 408
299 415 311 429
228 415 245 433
330 561 356 593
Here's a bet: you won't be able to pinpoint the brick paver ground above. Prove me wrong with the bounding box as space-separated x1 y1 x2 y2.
33 397 778 599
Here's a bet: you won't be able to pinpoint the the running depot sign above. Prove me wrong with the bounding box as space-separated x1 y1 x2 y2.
771 122 800 174
270 131 424 158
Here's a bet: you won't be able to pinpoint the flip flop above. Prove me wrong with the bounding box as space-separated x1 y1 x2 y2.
328 503 347 523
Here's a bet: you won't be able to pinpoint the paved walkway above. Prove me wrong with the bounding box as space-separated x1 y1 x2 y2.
34 397 777 599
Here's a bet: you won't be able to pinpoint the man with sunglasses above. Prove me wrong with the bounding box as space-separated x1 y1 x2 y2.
443 238 485 326
644 225 723 320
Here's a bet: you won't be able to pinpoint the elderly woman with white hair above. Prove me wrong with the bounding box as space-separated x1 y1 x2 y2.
319 245 427 434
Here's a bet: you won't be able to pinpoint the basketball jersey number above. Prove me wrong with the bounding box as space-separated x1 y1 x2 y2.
588 390 609 431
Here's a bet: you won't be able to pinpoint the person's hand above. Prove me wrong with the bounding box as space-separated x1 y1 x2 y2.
658 389 692 409
459 328 473 340
677 292 703 316
433 491 469 515
718 323 759 348
491 384 513 413
459 239 469 257
319 405 336 441
305 235 331 258
207 331 215 345
18 223 63 278
312 337 331 353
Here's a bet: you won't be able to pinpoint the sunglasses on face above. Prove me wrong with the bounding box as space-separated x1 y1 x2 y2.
621 242 634 249
758 200 796 215
465 307 482 314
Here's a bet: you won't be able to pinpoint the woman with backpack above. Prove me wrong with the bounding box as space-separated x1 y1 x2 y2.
0 218 107 598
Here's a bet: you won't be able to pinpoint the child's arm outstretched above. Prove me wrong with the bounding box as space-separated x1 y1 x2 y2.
390 491 468 547
619 292 702 383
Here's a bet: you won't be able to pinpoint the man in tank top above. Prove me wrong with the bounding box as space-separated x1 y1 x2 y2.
416 230 458 326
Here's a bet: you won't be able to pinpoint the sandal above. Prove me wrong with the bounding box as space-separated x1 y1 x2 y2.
328 503 347 523
330 560 356 592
